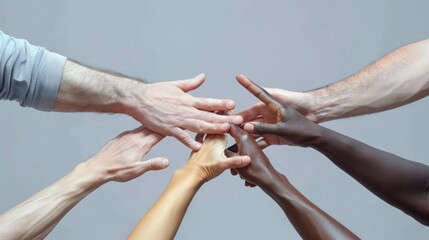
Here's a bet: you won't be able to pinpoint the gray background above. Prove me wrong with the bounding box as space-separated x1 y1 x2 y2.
1 1 429 239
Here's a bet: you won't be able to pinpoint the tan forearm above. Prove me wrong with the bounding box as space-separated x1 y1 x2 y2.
128 167 203 240
0 163 104 240
53 60 139 114
311 39 429 122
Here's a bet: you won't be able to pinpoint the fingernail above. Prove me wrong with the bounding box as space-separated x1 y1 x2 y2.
227 100 235 109
244 123 254 132
233 116 243 124
195 142 202 149
162 159 169 167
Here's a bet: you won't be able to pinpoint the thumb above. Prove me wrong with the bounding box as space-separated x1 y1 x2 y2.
244 122 279 135
169 73 205 92
140 157 170 173
220 155 251 170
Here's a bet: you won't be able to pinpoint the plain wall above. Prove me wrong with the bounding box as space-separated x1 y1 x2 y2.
1 1 429 239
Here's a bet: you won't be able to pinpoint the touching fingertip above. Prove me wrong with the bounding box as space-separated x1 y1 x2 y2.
243 156 251 165
232 115 243 124
194 142 202 150
243 123 255 133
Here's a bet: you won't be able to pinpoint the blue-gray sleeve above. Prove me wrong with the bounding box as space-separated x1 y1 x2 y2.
0 31 67 111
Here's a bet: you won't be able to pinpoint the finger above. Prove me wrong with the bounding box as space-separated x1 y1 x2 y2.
257 138 271 150
195 133 205 143
244 122 279 135
237 103 263 122
245 181 252 187
182 119 230 134
229 124 248 141
171 127 202 150
167 73 206 92
236 74 283 112
194 97 236 111
194 110 243 125
230 169 238 176
220 155 251 170
137 130 165 153
140 157 170 173
248 182 256 188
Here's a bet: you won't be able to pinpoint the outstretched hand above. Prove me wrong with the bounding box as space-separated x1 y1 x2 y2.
86 126 169 183
236 74 322 148
125 74 243 151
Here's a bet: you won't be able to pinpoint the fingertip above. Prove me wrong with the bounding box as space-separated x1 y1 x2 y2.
146 157 170 171
193 141 203 150
232 115 243 125
242 156 251 166
243 123 255 133
226 100 235 109
161 158 170 168
196 73 206 81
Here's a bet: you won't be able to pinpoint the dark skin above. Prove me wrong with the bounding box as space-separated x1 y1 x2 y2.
235 74 429 226
226 124 359 239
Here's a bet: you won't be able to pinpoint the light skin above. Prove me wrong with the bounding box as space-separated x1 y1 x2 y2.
227 124 359 240
53 60 243 150
238 38 429 127
127 132 250 240
0 127 168 240
237 74 429 226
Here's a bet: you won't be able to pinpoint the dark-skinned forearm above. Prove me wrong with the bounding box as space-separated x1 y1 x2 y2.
260 172 359 240
312 126 429 225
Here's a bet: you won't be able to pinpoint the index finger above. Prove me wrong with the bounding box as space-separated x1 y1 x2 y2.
236 74 283 112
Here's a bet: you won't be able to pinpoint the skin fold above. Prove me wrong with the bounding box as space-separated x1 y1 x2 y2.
127 132 250 240
227 124 358 240
53 60 243 150
236 74 429 226
0 127 168 240
238 38 429 126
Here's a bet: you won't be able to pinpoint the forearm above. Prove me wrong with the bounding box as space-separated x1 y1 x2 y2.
0 163 104 240
261 173 358 240
310 39 429 122
53 60 141 114
312 126 429 225
127 167 203 240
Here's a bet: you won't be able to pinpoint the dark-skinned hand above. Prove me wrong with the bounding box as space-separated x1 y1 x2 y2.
236 74 322 148
226 124 279 188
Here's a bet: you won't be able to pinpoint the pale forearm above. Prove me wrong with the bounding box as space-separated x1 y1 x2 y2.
128 168 203 240
0 163 104 240
311 39 429 122
53 60 140 114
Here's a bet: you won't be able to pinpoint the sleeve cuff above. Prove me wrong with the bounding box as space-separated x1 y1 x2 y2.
32 51 67 111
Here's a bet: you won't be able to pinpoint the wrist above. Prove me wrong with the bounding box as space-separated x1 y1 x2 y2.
173 166 205 189
259 172 293 198
73 162 110 190
115 78 145 115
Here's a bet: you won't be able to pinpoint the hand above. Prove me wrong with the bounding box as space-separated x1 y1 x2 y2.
227 124 278 188
236 74 322 148
86 126 168 183
185 132 250 182
124 74 243 150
